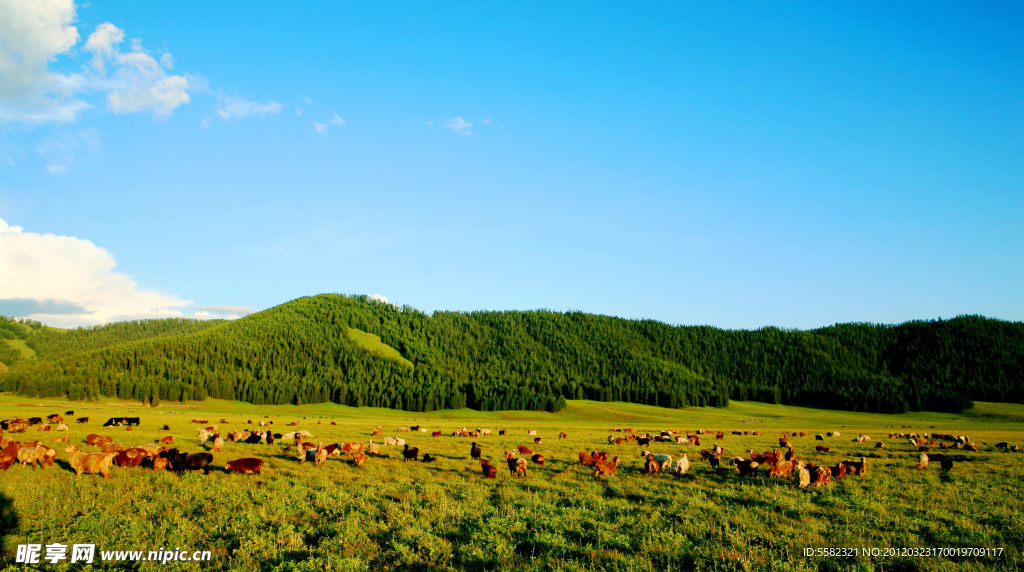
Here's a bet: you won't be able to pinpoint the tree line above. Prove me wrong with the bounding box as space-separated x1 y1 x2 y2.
1 295 1020 413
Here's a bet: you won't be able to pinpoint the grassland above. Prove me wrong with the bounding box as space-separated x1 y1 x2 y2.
0 395 1022 571
346 327 414 368
1 340 35 360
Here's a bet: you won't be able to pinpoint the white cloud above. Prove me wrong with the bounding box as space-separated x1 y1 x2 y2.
482 118 491 124
0 216 192 327
312 112 344 136
215 96 282 120
330 112 345 126
313 121 328 135
367 294 396 307
190 305 260 319
85 25 191 117
442 116 473 136
0 6 197 123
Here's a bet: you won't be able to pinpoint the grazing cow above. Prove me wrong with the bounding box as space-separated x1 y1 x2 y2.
76 417 89 424
994 442 1009 450
432 431 442 438
642 450 672 468
372 429 382 437
367 440 381 455
534 437 542 445
965 443 979 452
559 432 568 439
226 458 264 475
398 427 410 432
48 414 63 424
875 442 885 449
939 457 954 472
162 448 214 475
636 437 651 446
809 465 831 487
769 460 794 479
527 430 537 437
114 448 148 468
210 437 224 452
403 444 419 462
917 453 929 470
480 459 498 478
341 442 364 456
101 443 126 454
353 452 370 466
50 435 69 443
785 448 796 461
470 442 482 460
815 434 824 441
593 456 620 479
644 454 661 475
815 445 830 453
244 432 264 445
730 457 759 477
531 454 545 466
28 417 43 425
674 454 689 475
314 443 328 467
506 451 528 477
17 445 47 469
793 461 810 488
578 451 598 466
708 455 721 470
517 445 533 455
779 437 789 447
66 446 117 479
842 457 867 477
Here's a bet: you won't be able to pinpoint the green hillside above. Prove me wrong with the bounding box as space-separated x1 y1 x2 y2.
2 294 1022 414
347 326 414 367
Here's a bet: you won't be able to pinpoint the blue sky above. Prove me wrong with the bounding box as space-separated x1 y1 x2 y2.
0 1 1021 329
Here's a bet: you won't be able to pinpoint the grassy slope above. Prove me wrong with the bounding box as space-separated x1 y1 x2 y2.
0 394 1021 571
2 339 35 360
346 327 414 368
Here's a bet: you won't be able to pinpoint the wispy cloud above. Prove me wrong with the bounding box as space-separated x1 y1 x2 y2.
313 112 345 136
313 121 328 135
215 96 282 120
36 129 100 174
442 116 473 136
190 305 260 318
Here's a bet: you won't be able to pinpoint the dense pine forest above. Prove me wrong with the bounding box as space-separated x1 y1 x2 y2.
2 294 1022 413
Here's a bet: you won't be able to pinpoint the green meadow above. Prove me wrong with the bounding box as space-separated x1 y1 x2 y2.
1 394 1022 571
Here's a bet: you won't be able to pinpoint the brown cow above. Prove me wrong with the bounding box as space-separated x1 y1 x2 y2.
225 458 264 475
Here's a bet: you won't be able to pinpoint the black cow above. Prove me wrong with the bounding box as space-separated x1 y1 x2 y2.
76 417 89 424
65 410 74 415
103 417 141 427
244 432 263 444
28 417 43 425
162 449 214 475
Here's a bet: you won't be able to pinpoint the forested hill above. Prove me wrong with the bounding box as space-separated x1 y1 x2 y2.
2 295 1022 413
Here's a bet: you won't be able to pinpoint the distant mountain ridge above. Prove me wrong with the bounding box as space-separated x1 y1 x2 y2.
2 294 1021 413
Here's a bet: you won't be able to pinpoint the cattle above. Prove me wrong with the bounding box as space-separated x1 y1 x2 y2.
505 451 528 477
875 442 885 449
66 446 117 479
65 411 74 416
102 417 140 427
244 431 264 445
101 443 126 454
470 442 482 460
402 444 419 462
17 445 47 469
785 448 796 461
397 427 410 432
527 430 537 437
76 417 89 424
421 453 436 462
917 453 929 470
28 417 43 425
730 457 759 477
531 454 545 466
210 438 224 452
965 443 979 452
558 432 568 439
815 445 830 453
534 437 542 445
226 458 264 475
642 450 672 468
674 454 689 475
340 442 364 456
48 414 63 424
50 435 69 443
353 452 370 466
314 444 328 467
815 434 824 441
842 457 867 477
480 459 498 478
939 457 954 472
367 440 381 455
707 455 721 470
645 454 661 475
578 451 598 466
809 465 832 487
593 456 620 478
994 442 1009 450
769 460 794 479
114 448 148 468
432 431 442 438
517 445 533 455
162 449 214 475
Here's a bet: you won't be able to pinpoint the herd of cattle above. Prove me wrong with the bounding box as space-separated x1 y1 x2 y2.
0 413 1019 488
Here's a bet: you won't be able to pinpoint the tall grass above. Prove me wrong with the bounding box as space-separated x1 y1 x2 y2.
0 395 1021 571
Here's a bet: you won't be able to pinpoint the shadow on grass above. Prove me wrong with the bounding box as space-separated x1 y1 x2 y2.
0 492 20 566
